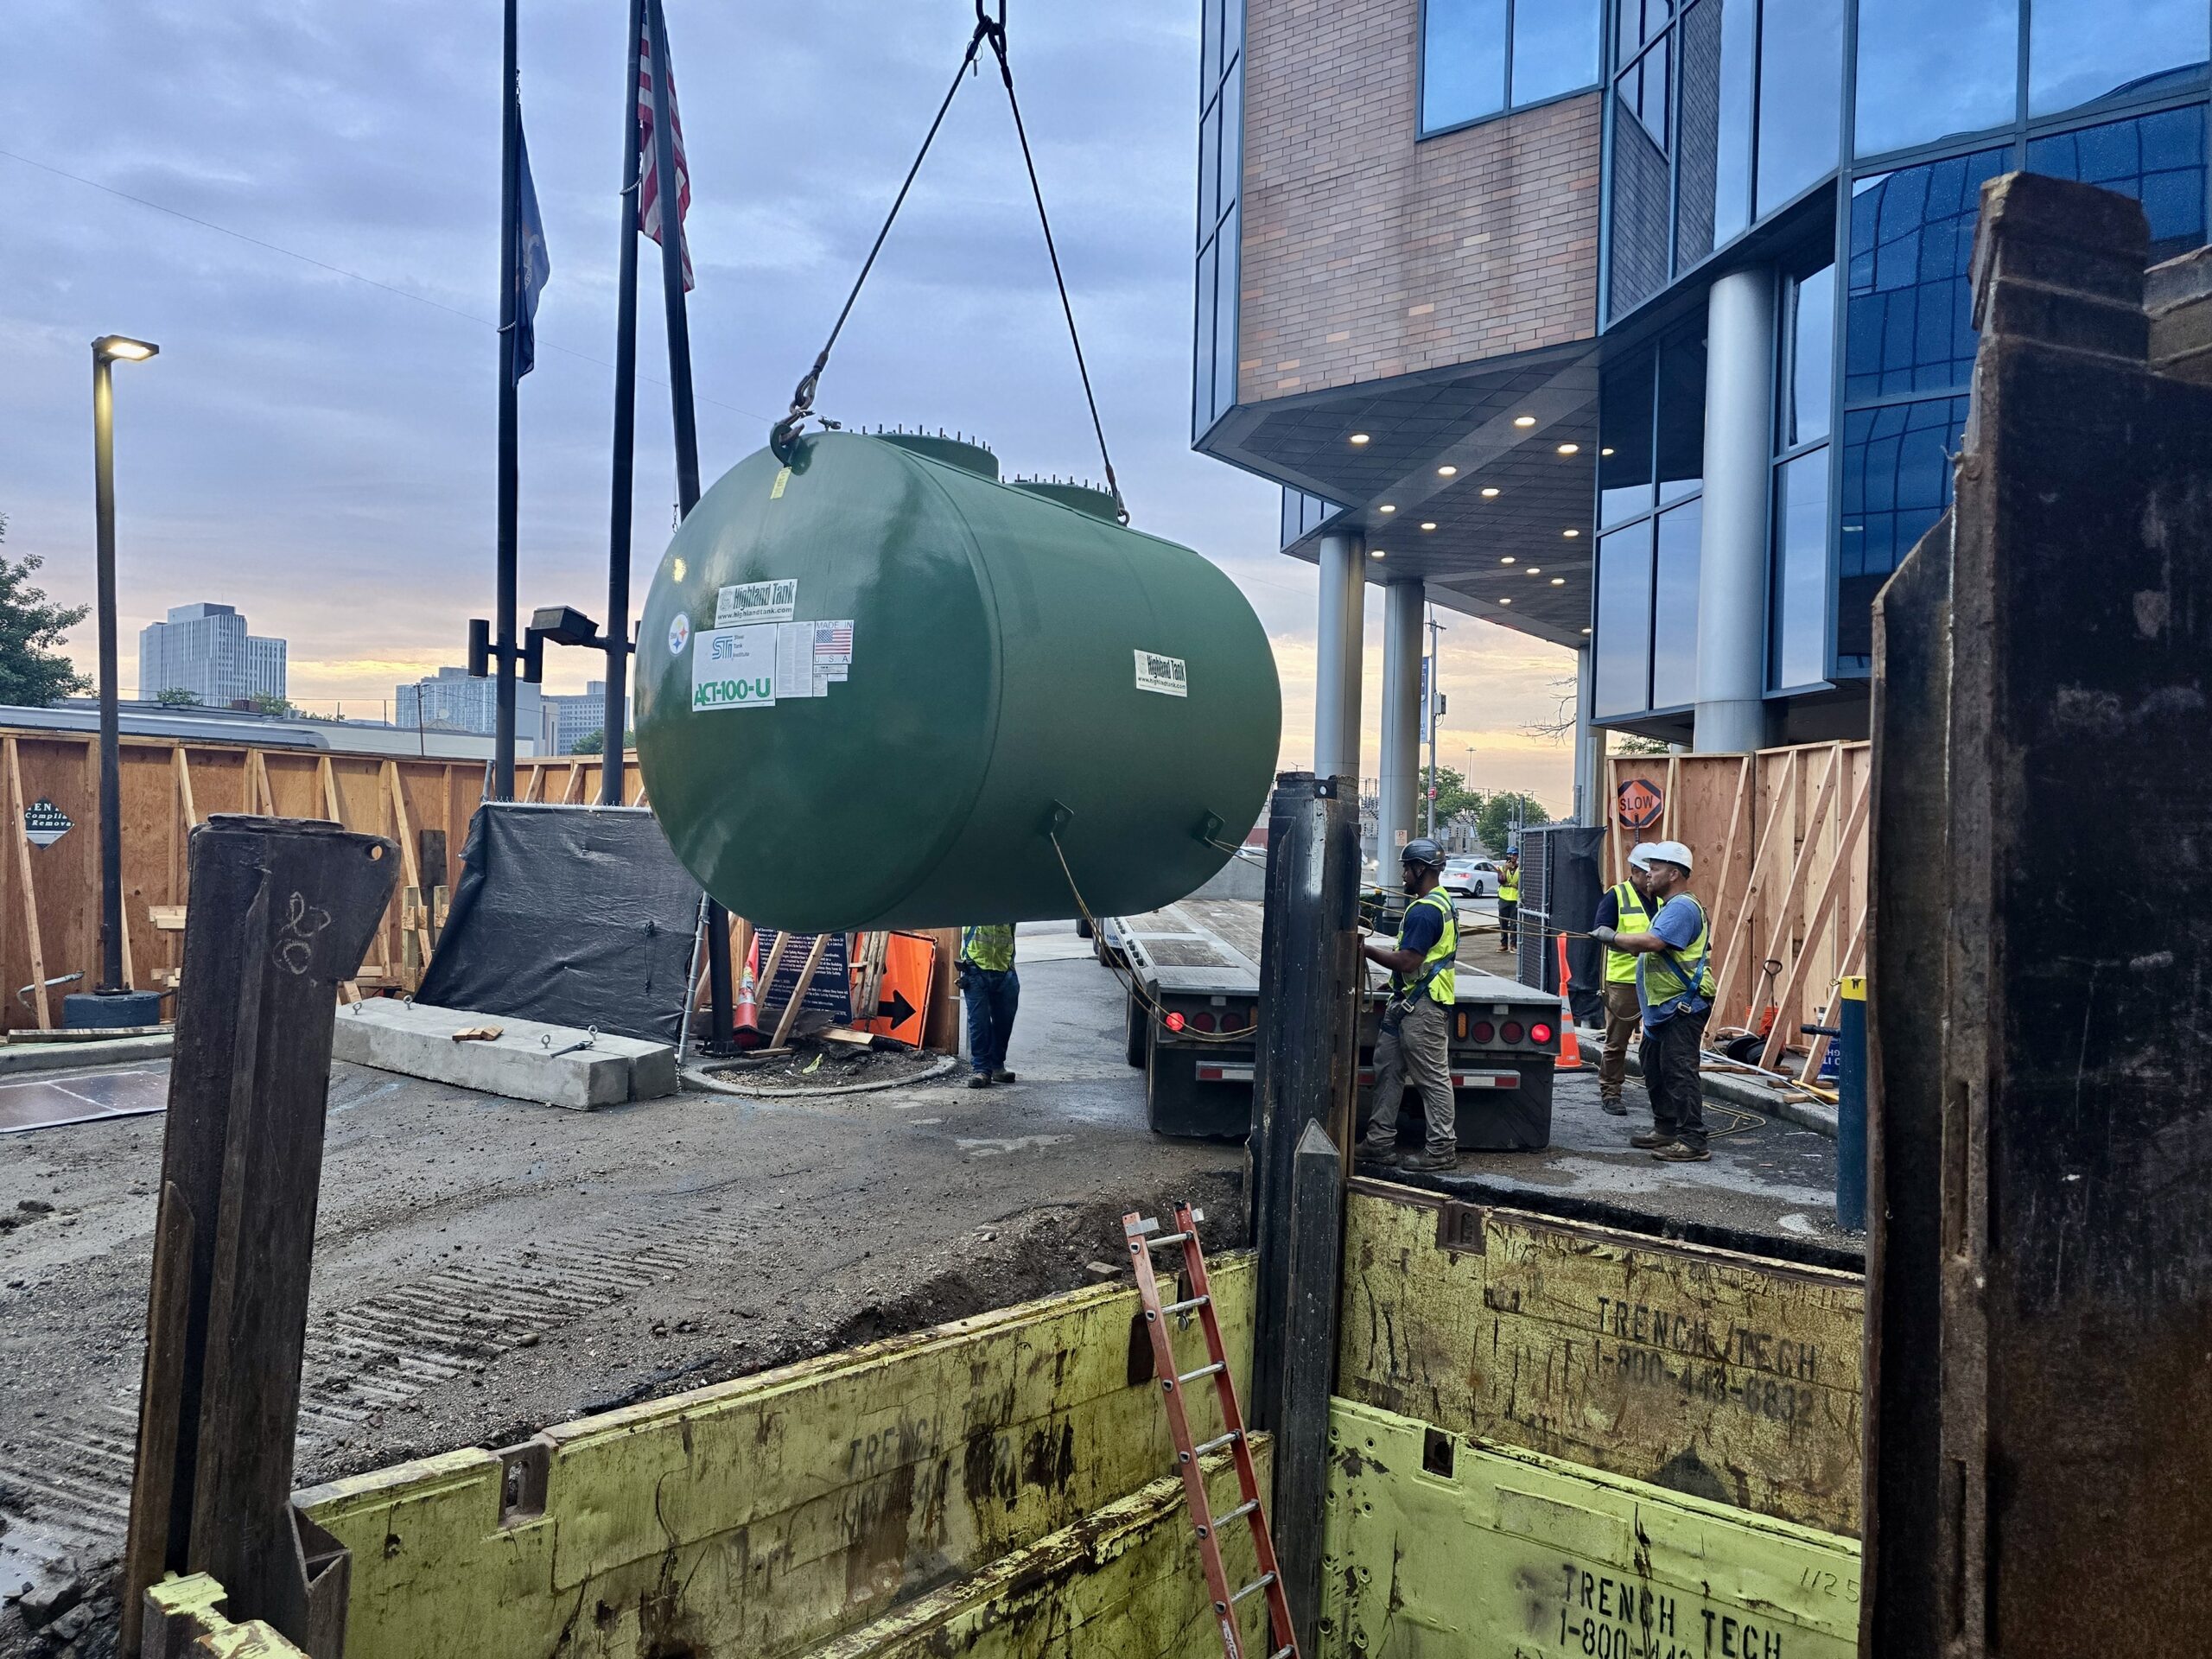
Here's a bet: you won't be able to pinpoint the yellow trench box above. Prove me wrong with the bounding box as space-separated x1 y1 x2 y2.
1337 1183 1866 1536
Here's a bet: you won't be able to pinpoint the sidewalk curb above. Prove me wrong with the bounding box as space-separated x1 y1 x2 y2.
0 1033 174 1075
1573 1024 1837 1140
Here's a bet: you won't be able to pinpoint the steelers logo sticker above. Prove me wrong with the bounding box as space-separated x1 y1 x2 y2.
668 613 690 655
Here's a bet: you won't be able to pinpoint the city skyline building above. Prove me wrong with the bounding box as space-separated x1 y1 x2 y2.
136 601 287 707
395 664 543 741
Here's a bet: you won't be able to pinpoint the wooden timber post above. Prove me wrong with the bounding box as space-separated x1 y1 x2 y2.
121 817 398 1657
1866 172 2212 1654
1274 1119 1344 1655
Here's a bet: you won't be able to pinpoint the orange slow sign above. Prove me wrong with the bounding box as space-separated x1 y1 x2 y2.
1616 778 1663 831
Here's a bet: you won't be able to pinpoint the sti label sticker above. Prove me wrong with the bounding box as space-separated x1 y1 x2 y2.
692 626 777 710
1134 649 1189 697
717 578 798 627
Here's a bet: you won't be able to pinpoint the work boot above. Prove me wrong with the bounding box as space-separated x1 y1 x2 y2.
1651 1140 1711 1163
966 1072 993 1090
1354 1140 1397 1167
992 1068 1018 1084
1398 1147 1459 1173
1629 1128 1671 1149
1599 1096 1628 1117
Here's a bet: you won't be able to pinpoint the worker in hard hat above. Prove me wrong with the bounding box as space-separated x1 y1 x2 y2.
1590 840 1716 1162
1357 838 1459 1172
1592 853 1656 1117
958 925 1019 1088
1496 853 1521 952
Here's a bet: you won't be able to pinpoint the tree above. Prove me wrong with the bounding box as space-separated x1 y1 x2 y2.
246 691 297 718
1421 764 1484 823
569 728 635 756
1610 732 1668 756
1477 791 1549 851
0 518 88 708
156 687 201 708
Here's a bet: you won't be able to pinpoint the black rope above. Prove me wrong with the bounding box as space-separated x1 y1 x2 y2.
982 27 1128 523
771 1 1130 524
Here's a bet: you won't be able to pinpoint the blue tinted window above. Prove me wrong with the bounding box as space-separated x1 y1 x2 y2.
1425 0 1510 131
1217 58 1243 226
1595 522 1656 715
1222 0 1243 65
1656 319 1707 503
1193 237 1217 441
1516 0 1605 104
1675 0 1755 267
1201 0 1221 102
2031 0 2208 119
1212 203 1241 423
1599 348 1657 526
1837 396 1966 671
1853 0 2018 158
2028 107 2211 264
1783 264 1835 449
1198 100 1220 237
1770 448 1831 689
1845 147 2008 400
1650 500 1702 708
1609 46 1674 317
1757 0 1844 214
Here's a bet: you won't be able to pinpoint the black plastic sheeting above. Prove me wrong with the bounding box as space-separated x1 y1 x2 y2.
415 803 702 1046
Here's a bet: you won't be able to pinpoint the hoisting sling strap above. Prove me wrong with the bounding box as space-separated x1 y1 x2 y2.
770 1 1128 524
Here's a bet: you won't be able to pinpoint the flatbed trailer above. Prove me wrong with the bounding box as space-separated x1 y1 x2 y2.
1102 894 1560 1147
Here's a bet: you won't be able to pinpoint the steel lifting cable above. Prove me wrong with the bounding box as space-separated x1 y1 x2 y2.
771 1 1129 523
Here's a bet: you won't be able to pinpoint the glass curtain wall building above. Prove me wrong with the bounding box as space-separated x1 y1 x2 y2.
1592 0 2210 734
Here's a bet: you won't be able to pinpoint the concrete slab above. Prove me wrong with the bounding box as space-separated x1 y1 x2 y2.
330 1000 676 1109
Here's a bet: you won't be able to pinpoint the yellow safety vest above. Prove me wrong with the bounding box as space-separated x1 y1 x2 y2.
1497 866 1520 903
1637 896 1718 1013
1605 880 1650 985
1393 889 1459 1006
960 925 1015 972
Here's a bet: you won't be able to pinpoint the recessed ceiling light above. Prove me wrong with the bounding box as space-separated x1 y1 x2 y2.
1528 568 1541 575
1562 528 1581 537
1350 433 1370 445
1551 577 1566 585
1371 549 1387 558
1501 556 1516 565
1513 415 1536 428
1437 464 1458 477
1556 442 1580 455
1379 504 1396 512
1480 486 1500 499
1421 521 1437 531
1498 596 1513 604
1600 448 1615 456
1581 626 1592 634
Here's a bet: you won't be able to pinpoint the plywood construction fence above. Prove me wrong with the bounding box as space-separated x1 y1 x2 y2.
1606 741 1871 1065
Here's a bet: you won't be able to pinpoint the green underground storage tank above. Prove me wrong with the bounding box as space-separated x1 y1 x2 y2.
634 428 1281 932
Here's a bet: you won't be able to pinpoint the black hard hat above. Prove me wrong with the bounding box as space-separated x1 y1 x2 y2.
1401 837 1446 869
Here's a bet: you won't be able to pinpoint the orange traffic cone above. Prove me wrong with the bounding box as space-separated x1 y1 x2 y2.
1554 932 1585 1071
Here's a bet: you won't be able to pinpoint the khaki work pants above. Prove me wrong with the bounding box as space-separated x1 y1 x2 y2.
1363 995 1455 1157
1599 982 1642 1100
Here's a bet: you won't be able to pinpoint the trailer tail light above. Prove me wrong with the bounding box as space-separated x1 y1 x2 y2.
1455 1012 1468 1039
1530 1021 1554 1046
1501 1020 1524 1044
1192 1011 1217 1032
1165 1011 1185 1032
1471 1020 1495 1044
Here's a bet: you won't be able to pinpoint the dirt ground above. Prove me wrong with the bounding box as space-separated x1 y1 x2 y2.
0 925 1243 1658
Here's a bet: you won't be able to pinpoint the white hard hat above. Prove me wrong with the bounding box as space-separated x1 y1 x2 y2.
1628 839 1694 874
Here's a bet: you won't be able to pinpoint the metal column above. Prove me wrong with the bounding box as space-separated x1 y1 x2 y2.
1376 580 1423 861
1312 531 1365 783
1694 266 1775 756
1573 645 1604 823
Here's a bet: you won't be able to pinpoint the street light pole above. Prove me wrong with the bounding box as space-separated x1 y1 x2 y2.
82 335 162 1026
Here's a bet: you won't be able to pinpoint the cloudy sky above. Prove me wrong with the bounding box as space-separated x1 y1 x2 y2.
1 0 1575 808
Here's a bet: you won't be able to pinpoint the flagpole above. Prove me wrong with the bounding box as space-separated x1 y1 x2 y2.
601 0 646 805
644 0 731 1047
493 0 520 801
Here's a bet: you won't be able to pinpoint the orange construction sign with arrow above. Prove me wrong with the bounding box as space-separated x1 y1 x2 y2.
850 931 937 1046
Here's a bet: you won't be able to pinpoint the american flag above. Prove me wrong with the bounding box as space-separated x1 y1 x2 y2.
816 623 854 661
638 11 694 292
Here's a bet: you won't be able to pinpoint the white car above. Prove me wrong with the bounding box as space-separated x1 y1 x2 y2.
1440 856 1499 899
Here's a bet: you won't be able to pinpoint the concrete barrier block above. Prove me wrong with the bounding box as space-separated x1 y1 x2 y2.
331 1001 676 1109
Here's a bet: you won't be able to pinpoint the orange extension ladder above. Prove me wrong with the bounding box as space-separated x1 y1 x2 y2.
1123 1202 1300 1659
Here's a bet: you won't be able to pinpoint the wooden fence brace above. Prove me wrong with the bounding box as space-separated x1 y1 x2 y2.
1710 747 1812 1025
770 932 834 1050
118 816 397 1658
7 738 53 1029
1758 767 1872 1071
